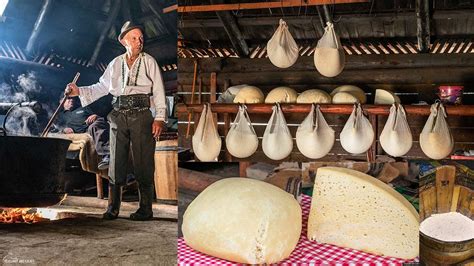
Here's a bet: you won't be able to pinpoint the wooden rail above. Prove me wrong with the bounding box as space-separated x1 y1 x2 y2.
177 103 474 117
164 0 368 13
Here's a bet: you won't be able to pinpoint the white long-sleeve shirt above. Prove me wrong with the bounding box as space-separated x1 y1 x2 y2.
78 52 167 121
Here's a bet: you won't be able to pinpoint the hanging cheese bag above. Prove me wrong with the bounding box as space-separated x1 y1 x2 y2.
267 19 299 68
225 105 258 158
192 104 222 161
314 22 345 77
380 104 412 157
340 104 374 154
262 104 293 160
419 102 454 159
296 104 335 159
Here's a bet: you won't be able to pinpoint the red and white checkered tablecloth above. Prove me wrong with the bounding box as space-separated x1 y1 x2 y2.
178 194 419 266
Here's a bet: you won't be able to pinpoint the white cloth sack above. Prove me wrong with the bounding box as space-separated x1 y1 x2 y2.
192 104 222 161
419 103 454 159
314 22 345 77
380 104 412 157
296 104 335 159
225 105 258 158
262 104 293 160
267 19 299 68
340 104 374 154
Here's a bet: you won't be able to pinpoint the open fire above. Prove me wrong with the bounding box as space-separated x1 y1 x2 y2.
0 208 60 224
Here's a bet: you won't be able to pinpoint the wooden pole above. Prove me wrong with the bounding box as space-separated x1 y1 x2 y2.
89 0 122 66
26 0 53 54
165 0 368 13
416 0 431 53
41 72 80 137
185 60 198 138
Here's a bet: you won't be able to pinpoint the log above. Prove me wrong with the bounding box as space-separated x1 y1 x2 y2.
178 167 223 192
178 53 474 73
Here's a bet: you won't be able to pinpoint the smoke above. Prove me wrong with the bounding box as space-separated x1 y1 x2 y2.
1 72 42 136
4 106 38 136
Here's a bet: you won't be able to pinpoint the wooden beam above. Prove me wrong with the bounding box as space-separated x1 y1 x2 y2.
167 0 368 13
212 0 250 57
26 0 53 55
416 0 431 53
89 0 122 66
177 103 474 117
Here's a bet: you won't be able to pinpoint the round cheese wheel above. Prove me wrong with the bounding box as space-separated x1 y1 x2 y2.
265 86 298 103
182 178 302 264
296 89 331 104
331 85 367 104
374 89 401 105
332 92 359 104
233 86 265 104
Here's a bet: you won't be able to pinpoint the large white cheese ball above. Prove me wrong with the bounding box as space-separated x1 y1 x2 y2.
182 178 302 264
265 86 298 103
233 86 265 104
331 85 367 104
296 89 331 103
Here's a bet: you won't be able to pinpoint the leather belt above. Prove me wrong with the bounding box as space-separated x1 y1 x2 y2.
112 94 150 110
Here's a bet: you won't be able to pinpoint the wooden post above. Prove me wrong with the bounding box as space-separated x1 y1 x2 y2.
96 174 104 199
435 165 456 213
224 113 232 162
211 0 249 57
26 0 53 54
89 0 122 66
239 161 251 177
416 0 431 53
210 72 217 103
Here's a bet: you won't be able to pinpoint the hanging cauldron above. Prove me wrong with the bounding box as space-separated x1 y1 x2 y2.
0 136 71 207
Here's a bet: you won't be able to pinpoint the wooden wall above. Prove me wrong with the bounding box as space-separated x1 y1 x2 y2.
177 53 474 162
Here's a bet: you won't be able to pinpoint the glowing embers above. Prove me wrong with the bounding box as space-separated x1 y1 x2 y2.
0 208 59 224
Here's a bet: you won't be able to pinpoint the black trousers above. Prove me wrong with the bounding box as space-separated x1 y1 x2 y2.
87 117 110 156
107 109 155 187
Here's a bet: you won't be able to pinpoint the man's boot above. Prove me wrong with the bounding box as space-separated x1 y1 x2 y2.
130 183 154 221
102 183 122 220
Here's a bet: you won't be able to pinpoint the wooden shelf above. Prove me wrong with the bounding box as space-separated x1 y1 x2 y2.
177 103 474 116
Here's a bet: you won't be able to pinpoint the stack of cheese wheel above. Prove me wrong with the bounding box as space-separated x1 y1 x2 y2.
308 167 419 260
233 85 265 104
296 89 332 103
265 86 298 103
183 178 302 264
331 85 367 104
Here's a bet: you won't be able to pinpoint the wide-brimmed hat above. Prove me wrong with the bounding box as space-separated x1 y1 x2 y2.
118 21 144 41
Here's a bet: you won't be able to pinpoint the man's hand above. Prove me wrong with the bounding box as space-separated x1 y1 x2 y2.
152 120 166 139
66 83 80 96
85 114 98 125
63 128 74 134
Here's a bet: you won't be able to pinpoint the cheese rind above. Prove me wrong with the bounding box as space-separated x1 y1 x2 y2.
308 167 419 259
331 85 367 104
375 89 401 104
297 89 332 104
233 85 265 103
183 178 302 264
265 86 298 103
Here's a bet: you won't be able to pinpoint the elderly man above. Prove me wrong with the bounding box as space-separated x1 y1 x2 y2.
67 21 167 221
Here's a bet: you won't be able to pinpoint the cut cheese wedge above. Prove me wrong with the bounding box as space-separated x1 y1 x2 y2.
308 167 419 260
375 89 401 104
